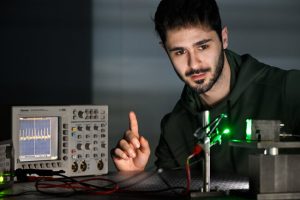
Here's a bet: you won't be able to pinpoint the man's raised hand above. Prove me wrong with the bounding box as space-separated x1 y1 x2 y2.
112 111 150 171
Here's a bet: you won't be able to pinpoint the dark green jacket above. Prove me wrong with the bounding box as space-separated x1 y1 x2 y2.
155 50 300 175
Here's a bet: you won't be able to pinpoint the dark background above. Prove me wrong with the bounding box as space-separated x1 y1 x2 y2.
0 0 92 141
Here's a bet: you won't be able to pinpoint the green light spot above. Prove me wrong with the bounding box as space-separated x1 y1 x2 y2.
0 176 4 183
246 119 252 140
223 128 230 135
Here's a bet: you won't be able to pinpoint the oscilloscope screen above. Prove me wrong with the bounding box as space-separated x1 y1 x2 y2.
18 117 59 162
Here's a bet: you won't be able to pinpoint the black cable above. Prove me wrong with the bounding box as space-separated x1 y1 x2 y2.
35 172 119 196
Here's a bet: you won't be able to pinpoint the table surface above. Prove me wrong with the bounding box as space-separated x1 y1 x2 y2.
0 169 253 200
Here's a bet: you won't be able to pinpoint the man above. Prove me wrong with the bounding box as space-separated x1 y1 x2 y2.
112 0 300 175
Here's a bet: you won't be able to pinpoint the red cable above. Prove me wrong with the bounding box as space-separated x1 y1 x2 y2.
36 176 119 195
185 144 202 195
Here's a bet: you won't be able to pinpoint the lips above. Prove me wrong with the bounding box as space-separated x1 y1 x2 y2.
191 73 207 81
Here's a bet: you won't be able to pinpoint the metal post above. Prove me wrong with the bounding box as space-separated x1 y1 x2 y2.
203 136 210 192
202 110 210 192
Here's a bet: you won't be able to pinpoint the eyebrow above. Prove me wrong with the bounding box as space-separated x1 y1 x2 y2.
167 39 212 52
193 39 212 47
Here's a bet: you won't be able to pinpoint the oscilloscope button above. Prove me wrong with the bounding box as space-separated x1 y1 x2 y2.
63 124 68 129
86 125 91 131
71 149 76 154
78 110 86 119
63 156 68 161
77 143 82 150
85 143 91 150
78 110 83 117
77 126 83 131
63 143 68 147
94 125 99 130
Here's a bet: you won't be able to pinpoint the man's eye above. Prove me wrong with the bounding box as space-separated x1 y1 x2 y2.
198 44 208 50
175 49 185 55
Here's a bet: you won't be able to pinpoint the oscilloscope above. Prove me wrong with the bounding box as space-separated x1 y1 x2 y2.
12 105 108 177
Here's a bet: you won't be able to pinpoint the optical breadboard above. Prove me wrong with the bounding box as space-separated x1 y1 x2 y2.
12 105 108 177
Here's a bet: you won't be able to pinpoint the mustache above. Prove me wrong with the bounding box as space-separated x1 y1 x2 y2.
185 68 211 77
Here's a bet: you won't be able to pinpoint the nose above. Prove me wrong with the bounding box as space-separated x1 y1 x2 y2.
188 50 201 69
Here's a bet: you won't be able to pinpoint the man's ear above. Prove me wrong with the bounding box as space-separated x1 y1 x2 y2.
222 26 229 49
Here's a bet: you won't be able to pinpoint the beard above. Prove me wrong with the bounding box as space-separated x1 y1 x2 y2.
186 50 224 94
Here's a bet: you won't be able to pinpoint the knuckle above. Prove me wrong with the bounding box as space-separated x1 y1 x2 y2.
119 139 128 148
124 130 132 138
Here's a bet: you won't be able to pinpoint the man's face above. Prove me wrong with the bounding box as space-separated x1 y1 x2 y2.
164 26 227 94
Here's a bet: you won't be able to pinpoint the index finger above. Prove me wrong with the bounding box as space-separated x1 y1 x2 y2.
129 111 139 137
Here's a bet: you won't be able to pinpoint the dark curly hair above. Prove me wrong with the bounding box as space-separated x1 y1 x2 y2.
154 0 222 44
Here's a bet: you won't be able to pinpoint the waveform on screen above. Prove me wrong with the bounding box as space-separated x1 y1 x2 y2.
18 117 57 159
